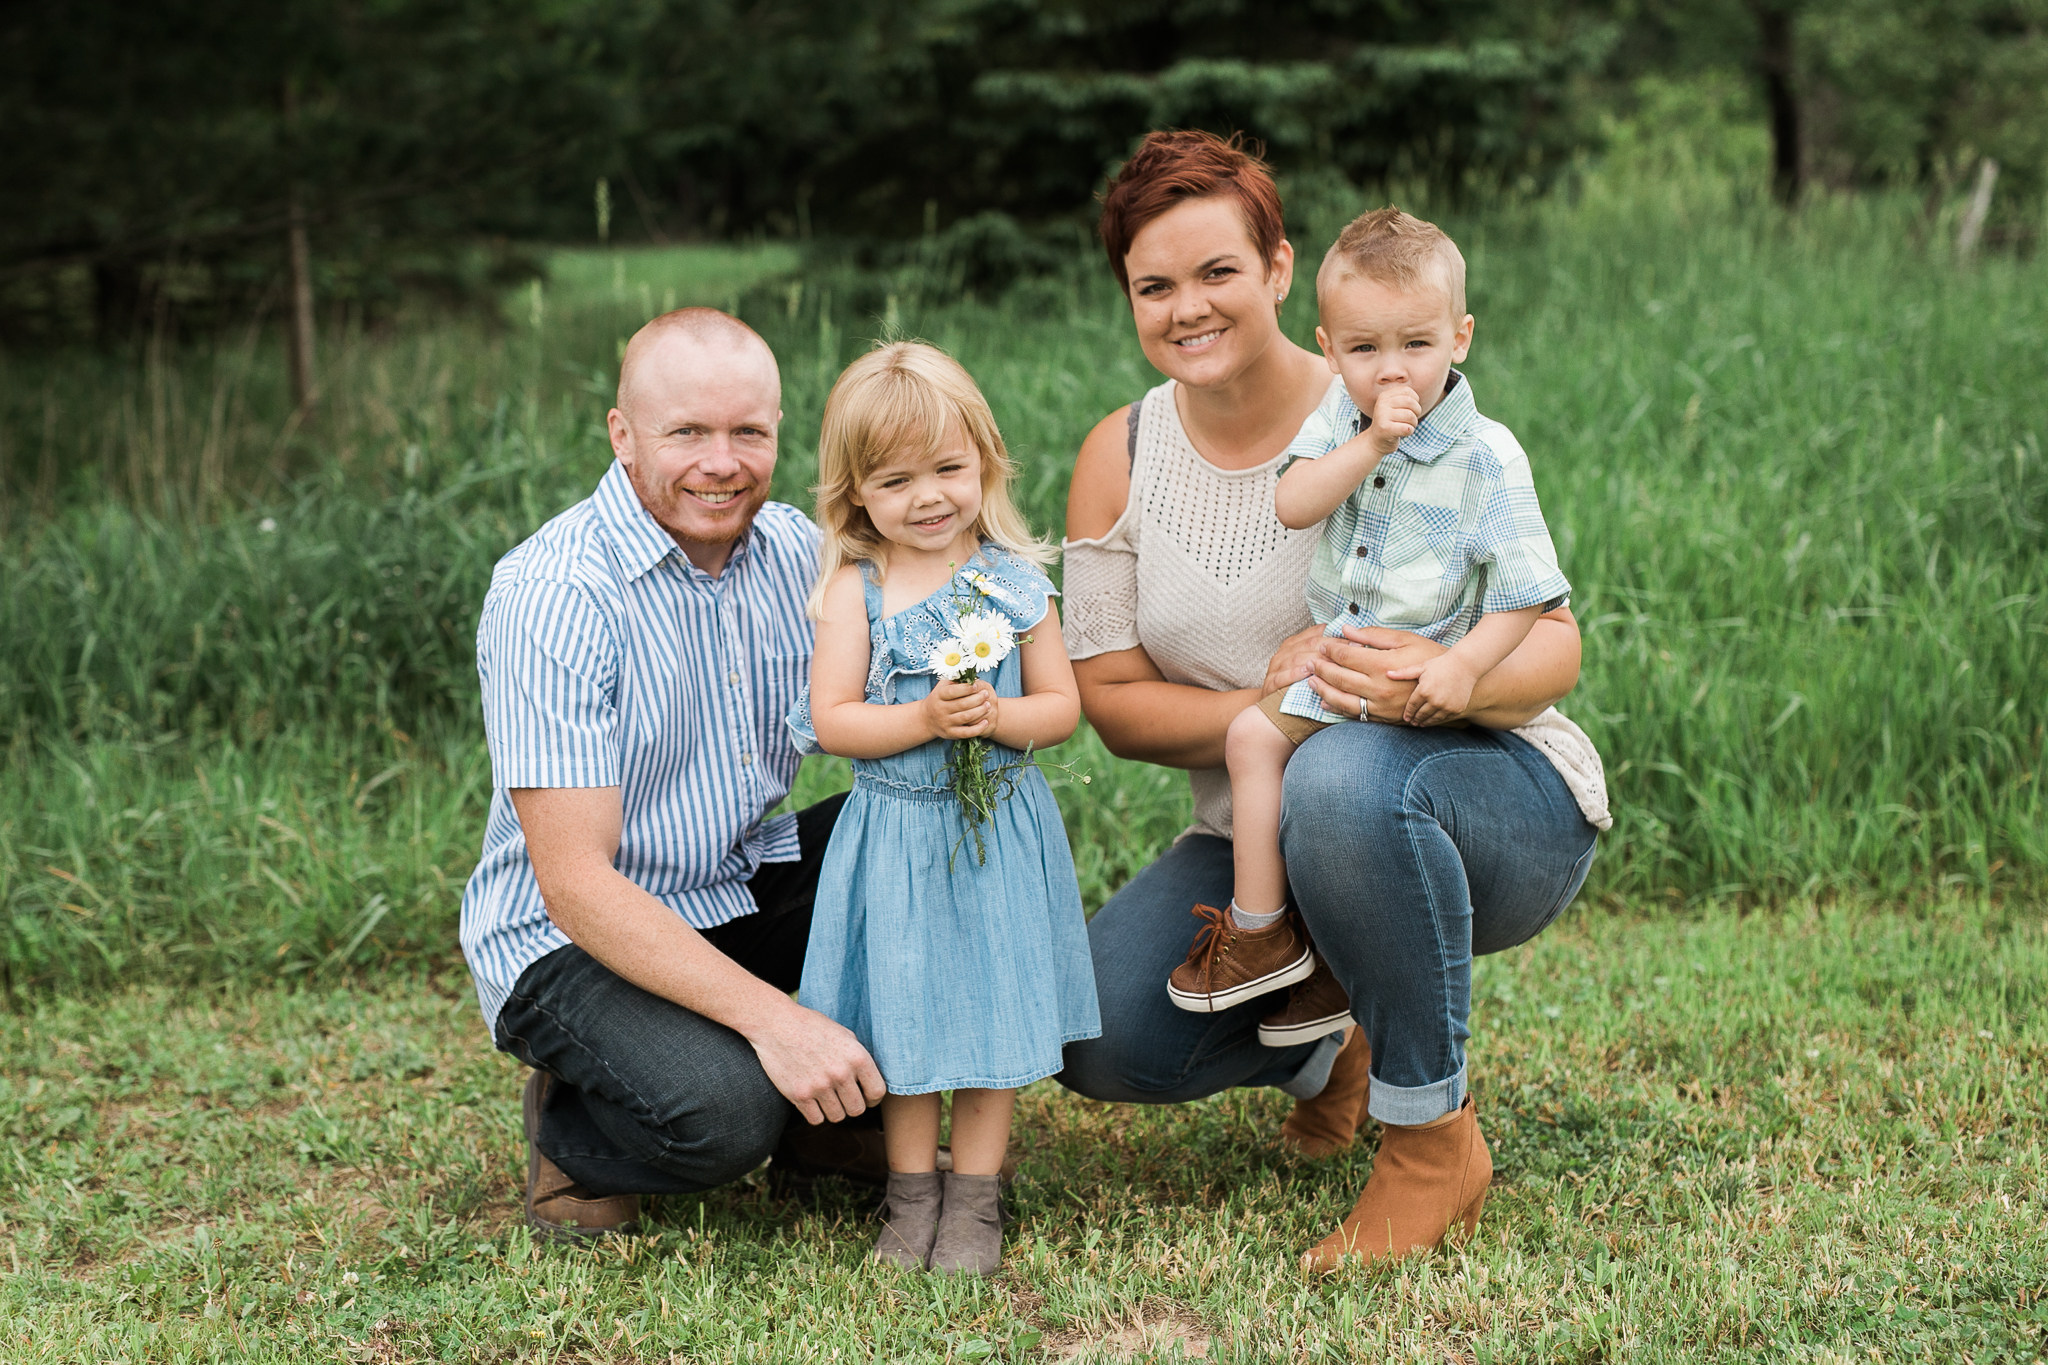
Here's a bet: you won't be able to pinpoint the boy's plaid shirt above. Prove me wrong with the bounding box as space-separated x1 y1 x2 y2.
1278 369 1571 725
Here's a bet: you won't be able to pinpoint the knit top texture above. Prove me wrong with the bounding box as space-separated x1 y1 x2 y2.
1061 376 1612 838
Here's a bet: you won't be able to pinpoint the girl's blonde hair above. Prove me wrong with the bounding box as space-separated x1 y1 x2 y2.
807 341 1053 618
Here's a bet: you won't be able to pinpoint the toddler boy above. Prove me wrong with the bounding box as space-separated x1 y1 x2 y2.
1166 208 1572 1046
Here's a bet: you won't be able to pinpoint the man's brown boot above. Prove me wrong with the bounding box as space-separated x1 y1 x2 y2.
1166 904 1315 1013
1278 1025 1372 1159
523 1070 640 1243
1301 1096 1490 1275
1258 954 1358 1047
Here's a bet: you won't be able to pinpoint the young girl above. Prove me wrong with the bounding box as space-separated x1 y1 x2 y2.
787 342 1100 1277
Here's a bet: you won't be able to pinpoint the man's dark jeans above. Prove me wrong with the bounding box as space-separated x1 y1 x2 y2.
493 794 851 1196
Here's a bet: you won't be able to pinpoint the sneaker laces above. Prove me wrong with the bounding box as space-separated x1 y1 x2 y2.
1183 902 1234 986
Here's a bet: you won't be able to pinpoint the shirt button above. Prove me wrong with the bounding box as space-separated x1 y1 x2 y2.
1355 546 1368 558
740 752 753 766
1347 602 1359 614
1373 475 1386 489
729 671 740 685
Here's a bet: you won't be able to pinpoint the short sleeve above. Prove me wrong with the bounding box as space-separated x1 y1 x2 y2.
1470 431 1572 613
784 685 824 757
968 547 1059 632
1060 534 1138 660
1277 386 1361 476
476 578 623 789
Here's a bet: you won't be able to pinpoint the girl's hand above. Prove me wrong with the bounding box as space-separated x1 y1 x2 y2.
922 679 997 739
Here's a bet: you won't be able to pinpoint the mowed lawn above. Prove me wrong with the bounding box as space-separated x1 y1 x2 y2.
2 899 2041 1363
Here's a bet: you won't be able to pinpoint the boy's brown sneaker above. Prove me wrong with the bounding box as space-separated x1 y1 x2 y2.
1166 904 1315 1013
523 1070 640 1242
1258 955 1358 1047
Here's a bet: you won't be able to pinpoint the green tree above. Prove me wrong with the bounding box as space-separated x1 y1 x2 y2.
1 0 620 341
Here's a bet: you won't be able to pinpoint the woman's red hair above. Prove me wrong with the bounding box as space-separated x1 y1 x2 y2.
1097 130 1285 296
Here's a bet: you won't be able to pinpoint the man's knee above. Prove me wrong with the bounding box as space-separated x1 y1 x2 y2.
583 1060 791 1192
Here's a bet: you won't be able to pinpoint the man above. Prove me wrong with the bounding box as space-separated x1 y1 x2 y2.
460 307 885 1239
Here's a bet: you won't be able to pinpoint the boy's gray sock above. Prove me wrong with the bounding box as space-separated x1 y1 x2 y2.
1229 899 1287 931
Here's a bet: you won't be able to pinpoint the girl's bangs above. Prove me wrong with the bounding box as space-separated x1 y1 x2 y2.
853 378 969 477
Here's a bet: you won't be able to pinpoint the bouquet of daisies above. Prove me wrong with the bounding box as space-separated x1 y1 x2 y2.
926 578 1029 866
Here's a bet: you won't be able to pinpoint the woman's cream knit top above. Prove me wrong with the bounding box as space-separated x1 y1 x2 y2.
1062 377 1612 840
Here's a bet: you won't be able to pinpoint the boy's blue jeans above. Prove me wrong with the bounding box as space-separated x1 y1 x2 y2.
492 794 851 1196
1058 721 1598 1126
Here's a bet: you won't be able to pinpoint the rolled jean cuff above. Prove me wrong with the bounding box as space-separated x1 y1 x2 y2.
1366 1066 1465 1127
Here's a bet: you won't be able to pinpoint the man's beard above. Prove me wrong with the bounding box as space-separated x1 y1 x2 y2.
633 472 768 549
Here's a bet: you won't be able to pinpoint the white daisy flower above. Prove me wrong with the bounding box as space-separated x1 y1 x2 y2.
928 637 971 681
956 612 1016 670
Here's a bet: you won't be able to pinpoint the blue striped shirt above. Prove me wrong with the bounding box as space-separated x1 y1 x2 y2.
459 459 821 1027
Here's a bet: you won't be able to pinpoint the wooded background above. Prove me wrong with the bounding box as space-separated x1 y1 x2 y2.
7 0 2044 345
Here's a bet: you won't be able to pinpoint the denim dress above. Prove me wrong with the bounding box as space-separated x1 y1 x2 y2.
787 546 1100 1095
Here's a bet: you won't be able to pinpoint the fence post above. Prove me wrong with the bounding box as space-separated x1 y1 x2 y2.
1956 158 2000 263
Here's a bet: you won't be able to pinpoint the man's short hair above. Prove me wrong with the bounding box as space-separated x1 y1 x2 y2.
1319 208 1467 318
616 306 775 413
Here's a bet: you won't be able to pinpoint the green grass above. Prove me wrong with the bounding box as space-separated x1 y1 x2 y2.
2 899 2041 1362
5 177 2044 987
4 139 2046 1360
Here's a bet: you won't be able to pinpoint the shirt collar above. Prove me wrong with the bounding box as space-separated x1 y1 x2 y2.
1394 368 1477 466
591 460 684 580
591 458 761 582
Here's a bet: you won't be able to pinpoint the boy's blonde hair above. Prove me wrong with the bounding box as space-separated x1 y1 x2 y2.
808 341 1053 618
1318 207 1467 319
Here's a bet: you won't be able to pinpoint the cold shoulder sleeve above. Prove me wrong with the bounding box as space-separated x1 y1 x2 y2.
1059 512 1139 661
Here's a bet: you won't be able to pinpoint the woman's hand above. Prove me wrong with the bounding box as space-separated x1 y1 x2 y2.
1261 625 1330 697
1306 608 1582 729
1303 626 1445 724
922 679 997 740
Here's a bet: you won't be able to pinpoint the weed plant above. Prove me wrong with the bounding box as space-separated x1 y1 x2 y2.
1 174 2044 988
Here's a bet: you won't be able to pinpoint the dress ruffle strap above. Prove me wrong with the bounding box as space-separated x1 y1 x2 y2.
785 544 1057 751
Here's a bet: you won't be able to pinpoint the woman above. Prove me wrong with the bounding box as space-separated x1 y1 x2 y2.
1055 131 1610 1272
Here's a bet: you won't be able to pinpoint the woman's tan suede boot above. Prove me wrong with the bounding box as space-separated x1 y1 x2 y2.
1277 1026 1372 1158
1300 1096 1491 1275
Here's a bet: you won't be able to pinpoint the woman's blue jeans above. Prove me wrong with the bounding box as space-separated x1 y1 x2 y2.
1058 721 1598 1126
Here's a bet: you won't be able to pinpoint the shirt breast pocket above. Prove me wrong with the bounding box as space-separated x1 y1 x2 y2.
1378 501 1463 623
761 651 812 722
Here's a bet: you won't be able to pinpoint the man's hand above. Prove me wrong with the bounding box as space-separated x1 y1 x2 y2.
745 999 887 1125
1398 653 1481 727
513 785 887 1122
922 679 997 739
1366 383 1422 456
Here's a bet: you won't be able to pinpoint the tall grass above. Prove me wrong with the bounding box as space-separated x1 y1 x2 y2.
1 173 2042 991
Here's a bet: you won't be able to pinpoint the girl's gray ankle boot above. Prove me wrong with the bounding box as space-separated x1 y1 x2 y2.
873 1171 943 1269
929 1172 1005 1276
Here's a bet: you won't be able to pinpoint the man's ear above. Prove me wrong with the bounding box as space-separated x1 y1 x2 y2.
606 408 633 463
